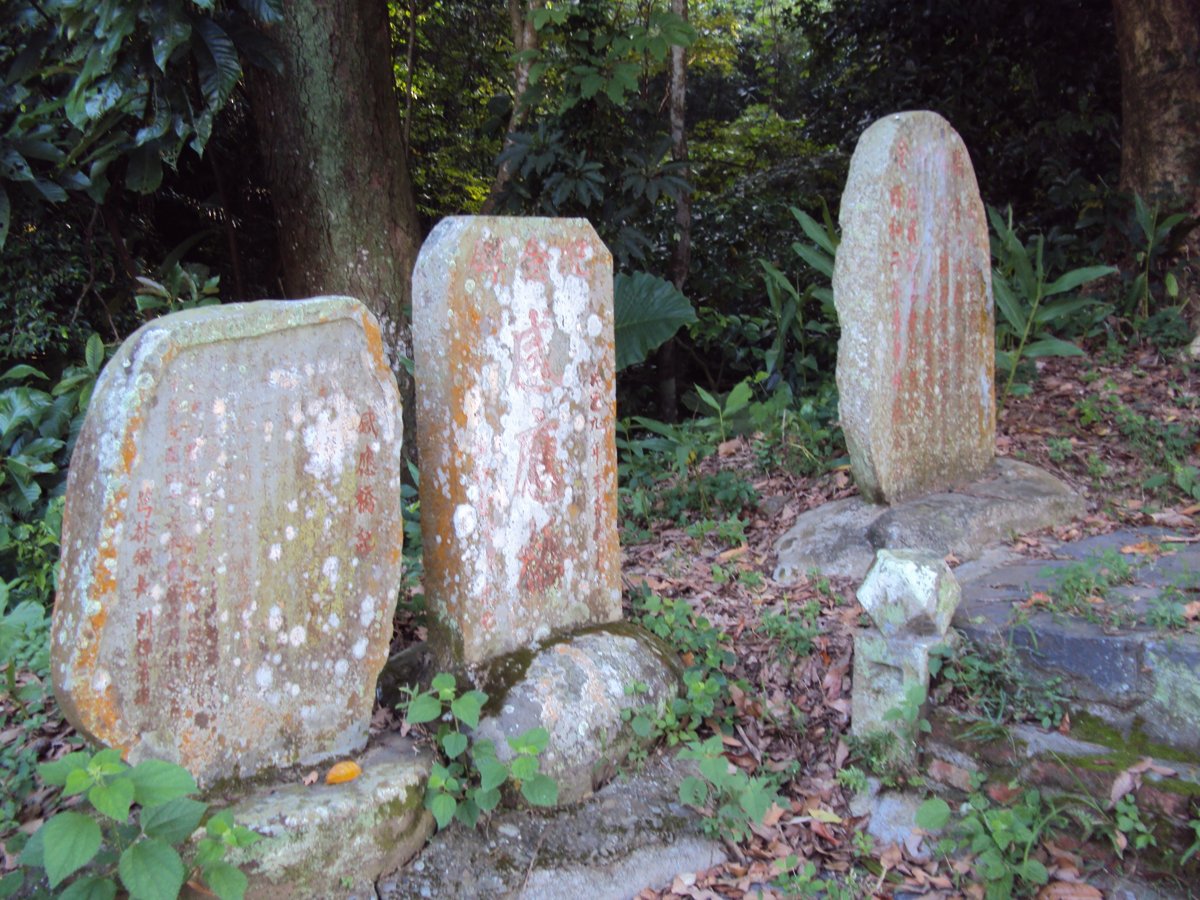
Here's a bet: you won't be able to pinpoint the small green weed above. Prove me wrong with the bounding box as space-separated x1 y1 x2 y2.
678 735 783 843
757 601 819 663
9 751 258 900
398 673 558 829
1046 438 1073 464
930 640 1067 729
835 766 868 795
917 783 1105 900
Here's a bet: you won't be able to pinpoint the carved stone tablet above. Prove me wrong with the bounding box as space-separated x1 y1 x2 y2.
835 111 994 504
413 217 620 667
52 297 403 786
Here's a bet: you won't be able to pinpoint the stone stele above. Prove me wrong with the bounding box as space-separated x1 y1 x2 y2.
835 110 994 504
413 217 620 667
52 297 404 787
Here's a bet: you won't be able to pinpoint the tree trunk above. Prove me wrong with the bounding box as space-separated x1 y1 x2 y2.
1112 0 1200 315
481 0 544 212
658 0 690 422
247 0 421 383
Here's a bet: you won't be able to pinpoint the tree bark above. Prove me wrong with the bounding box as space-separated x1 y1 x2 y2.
480 0 543 212
247 0 422 374
1112 0 1200 314
658 0 690 422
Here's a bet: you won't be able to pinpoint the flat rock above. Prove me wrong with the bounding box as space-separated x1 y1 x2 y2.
207 733 433 900
773 459 1085 583
474 623 682 805
378 750 725 899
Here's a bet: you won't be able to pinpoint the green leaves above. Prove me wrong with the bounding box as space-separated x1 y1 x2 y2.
118 837 185 900
613 272 697 371
402 676 559 830
915 797 951 830
41 812 102 887
404 692 443 725
21 750 254 898
988 204 1115 406
677 736 783 843
127 759 198 806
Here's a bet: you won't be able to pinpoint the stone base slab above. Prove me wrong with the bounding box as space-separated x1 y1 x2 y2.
773 459 1085 582
379 750 725 899
199 733 433 899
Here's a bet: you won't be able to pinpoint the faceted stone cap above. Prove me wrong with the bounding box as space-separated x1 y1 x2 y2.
857 549 961 638
52 297 404 787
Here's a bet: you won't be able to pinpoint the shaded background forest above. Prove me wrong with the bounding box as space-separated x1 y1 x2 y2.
1 0 1197 604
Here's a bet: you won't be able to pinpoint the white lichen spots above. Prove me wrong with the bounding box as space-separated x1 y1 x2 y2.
268 368 299 390
359 596 375 628
287 499 299 513
573 414 585 432
334 659 349 677
271 652 282 664
288 683 300 697
322 556 339 588
285 526 296 541
192 522 203 536
212 398 226 417
233 657 241 668
267 605 284 631
288 625 306 647
255 665 273 689
219 610 229 624
453 504 477 539
352 637 367 659
328 612 341 629
300 391 359 480
587 313 602 337
269 543 282 562
285 430 295 442
263 421 274 442
159 532 171 546
91 668 111 693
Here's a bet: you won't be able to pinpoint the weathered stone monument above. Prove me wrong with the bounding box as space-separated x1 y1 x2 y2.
835 110 994 504
53 297 404 784
412 216 621 667
412 217 678 804
774 112 1084 582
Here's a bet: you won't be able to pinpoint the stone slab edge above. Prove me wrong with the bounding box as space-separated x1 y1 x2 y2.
773 458 1084 583
205 733 434 900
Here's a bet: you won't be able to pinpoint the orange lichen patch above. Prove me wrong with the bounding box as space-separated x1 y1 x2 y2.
325 760 362 784
76 681 123 746
358 311 388 373
120 418 142 472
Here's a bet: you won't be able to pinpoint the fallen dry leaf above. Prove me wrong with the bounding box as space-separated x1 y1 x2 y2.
1036 882 1103 899
1119 540 1161 556
325 760 362 784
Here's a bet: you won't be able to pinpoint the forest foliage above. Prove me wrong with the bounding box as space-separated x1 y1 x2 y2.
0 0 1195 589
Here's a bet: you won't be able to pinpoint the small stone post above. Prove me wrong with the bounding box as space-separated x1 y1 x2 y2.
851 549 961 755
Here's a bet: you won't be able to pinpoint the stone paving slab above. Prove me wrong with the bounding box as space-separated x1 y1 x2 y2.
378 750 726 899
953 527 1200 754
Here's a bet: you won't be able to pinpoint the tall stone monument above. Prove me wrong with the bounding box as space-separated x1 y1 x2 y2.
412 217 621 668
52 298 405 787
834 110 995 504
